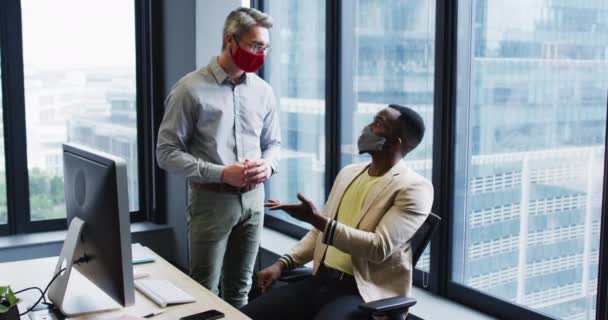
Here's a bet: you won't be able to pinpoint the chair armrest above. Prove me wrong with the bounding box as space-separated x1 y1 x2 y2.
358 296 417 314
279 267 313 283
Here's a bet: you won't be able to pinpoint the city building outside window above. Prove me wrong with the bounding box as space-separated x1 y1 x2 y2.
21 0 139 221
452 1 607 319
263 0 326 229
340 0 436 272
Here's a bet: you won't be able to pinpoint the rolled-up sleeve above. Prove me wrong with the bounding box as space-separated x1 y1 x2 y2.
156 84 224 182
260 90 281 174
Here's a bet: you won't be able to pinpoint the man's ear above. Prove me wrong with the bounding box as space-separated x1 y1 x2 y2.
390 136 402 148
386 136 402 153
225 34 234 50
397 137 410 155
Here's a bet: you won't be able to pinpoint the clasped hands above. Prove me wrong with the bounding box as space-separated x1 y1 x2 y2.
222 159 272 188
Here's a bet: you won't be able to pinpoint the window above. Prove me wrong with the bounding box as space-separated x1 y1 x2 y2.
452 1 607 319
21 0 138 221
255 0 608 317
263 0 326 229
0 57 6 225
341 0 436 272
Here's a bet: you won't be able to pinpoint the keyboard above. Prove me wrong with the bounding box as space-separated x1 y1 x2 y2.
135 279 195 307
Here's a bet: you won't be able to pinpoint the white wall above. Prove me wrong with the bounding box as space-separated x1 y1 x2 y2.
195 0 246 69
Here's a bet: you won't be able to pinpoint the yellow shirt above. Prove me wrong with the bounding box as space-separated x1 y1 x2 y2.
324 170 381 275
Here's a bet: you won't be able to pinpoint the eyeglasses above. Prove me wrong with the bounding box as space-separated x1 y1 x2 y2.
234 36 271 55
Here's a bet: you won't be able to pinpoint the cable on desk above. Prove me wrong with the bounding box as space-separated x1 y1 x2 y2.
16 254 91 316
13 287 47 304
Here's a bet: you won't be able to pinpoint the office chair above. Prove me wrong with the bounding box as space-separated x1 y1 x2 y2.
280 212 441 320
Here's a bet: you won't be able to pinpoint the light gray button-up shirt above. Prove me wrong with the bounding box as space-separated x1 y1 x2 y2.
156 57 281 183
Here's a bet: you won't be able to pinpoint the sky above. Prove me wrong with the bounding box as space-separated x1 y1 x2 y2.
21 0 136 70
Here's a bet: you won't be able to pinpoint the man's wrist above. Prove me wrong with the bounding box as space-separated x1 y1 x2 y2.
275 260 287 272
201 161 224 183
311 214 328 231
277 255 294 271
264 159 277 176
266 163 273 179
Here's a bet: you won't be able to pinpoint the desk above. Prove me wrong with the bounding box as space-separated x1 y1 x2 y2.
0 249 250 320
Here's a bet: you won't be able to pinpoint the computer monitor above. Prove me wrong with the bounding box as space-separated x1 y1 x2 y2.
48 143 134 316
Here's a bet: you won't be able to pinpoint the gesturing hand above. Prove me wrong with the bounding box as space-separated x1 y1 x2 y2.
265 193 328 230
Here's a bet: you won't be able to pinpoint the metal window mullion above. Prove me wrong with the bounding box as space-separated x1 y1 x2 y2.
596 89 608 320
325 0 341 198
149 0 165 224
254 0 266 86
338 0 355 170
1 0 32 234
430 0 458 295
135 0 152 222
0 225 8 236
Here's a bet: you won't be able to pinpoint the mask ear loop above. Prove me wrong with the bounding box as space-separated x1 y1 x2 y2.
383 136 402 151
229 34 240 53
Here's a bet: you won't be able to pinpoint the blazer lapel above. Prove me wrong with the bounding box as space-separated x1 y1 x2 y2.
326 163 369 219
354 161 408 227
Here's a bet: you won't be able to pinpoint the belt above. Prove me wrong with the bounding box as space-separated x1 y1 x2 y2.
317 264 355 282
190 182 255 194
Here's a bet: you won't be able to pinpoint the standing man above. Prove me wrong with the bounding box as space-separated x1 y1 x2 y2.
156 7 280 308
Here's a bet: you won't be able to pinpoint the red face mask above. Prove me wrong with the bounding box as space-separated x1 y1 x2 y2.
231 40 266 73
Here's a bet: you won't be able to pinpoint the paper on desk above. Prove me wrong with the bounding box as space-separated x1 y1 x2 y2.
132 243 156 265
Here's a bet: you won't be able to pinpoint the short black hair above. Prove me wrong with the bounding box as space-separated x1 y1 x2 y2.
388 104 425 153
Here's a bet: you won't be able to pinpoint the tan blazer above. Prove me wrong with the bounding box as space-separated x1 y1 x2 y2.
280 161 433 302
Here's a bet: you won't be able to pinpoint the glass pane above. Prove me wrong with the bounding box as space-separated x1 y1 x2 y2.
0 54 6 225
22 0 138 221
264 1 326 229
342 0 436 272
452 1 606 319
417 246 430 271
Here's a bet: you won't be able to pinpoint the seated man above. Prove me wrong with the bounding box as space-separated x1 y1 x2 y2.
241 104 434 320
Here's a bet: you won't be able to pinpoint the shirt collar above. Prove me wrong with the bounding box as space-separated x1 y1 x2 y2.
208 56 248 86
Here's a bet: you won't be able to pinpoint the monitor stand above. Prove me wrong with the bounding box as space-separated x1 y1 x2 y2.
48 217 121 316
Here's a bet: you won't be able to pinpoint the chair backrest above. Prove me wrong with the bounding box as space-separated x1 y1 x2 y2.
411 212 441 267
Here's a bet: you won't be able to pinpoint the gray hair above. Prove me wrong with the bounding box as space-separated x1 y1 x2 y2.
222 7 273 49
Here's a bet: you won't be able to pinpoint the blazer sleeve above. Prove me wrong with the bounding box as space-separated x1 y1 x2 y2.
278 228 320 270
322 177 433 264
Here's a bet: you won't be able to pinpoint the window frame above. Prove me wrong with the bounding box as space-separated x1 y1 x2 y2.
0 0 161 235
597 93 608 320
255 0 608 319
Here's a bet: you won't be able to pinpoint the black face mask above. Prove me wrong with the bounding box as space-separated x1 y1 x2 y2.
357 126 386 154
